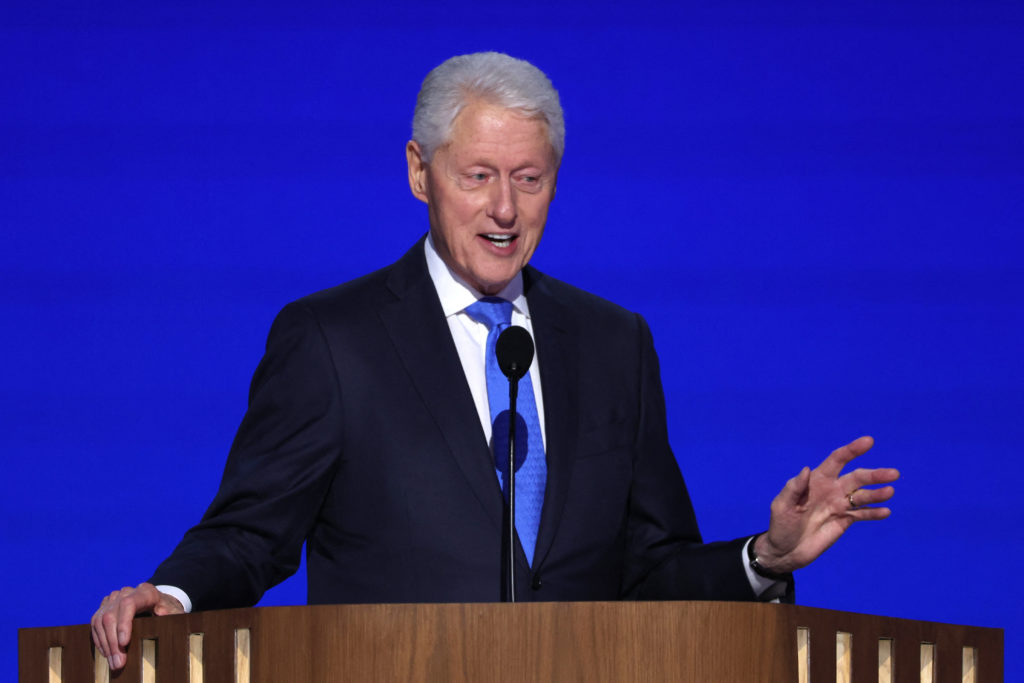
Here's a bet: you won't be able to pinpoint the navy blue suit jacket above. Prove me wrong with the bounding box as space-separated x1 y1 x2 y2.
150 239 757 609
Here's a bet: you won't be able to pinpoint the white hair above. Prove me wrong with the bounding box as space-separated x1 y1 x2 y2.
412 52 565 163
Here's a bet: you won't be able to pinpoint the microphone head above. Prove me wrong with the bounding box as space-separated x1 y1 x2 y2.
495 326 535 381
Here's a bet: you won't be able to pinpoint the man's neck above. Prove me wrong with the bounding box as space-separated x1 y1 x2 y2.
424 233 525 316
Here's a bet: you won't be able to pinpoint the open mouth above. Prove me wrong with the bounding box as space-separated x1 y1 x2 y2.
482 233 516 249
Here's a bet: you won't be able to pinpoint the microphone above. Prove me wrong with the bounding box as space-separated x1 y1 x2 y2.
494 325 535 603
496 326 534 382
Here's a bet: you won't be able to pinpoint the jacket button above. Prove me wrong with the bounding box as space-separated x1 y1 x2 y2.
531 576 542 590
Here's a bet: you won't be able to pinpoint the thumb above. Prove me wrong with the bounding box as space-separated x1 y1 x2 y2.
780 466 811 507
153 593 186 616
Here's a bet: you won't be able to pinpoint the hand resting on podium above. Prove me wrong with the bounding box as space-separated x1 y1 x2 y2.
91 582 184 670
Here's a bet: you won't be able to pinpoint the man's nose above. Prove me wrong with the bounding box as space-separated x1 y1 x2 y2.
486 178 517 227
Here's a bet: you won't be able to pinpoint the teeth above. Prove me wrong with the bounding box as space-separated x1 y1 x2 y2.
484 234 515 246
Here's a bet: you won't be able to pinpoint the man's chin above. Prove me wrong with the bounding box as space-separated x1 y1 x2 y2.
475 281 511 296
456 255 530 296
471 272 518 296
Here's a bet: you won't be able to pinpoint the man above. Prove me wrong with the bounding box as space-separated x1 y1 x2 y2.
92 52 898 671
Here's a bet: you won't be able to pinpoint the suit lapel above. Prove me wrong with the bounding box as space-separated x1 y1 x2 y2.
377 240 505 533
524 267 579 570
376 246 580 571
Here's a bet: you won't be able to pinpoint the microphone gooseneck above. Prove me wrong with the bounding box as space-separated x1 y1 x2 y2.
494 325 535 603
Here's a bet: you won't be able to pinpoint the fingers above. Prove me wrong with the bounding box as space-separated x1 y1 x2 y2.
90 593 117 669
115 589 140 649
92 587 133 670
90 582 161 670
817 435 875 478
841 466 900 490
849 484 896 508
847 505 892 521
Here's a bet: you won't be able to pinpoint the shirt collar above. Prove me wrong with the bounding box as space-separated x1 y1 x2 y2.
424 232 530 319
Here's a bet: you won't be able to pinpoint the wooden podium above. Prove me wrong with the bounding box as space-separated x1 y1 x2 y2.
20 602 1002 682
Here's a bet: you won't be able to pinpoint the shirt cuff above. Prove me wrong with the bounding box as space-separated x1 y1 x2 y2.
741 537 786 602
154 585 193 613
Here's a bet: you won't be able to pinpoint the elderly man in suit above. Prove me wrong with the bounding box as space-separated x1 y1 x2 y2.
92 52 898 671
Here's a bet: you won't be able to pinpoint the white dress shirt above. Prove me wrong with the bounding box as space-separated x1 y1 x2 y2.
423 233 547 450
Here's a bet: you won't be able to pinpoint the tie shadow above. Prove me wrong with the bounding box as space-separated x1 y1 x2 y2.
490 409 531 478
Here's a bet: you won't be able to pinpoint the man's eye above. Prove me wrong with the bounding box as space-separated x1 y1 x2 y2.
514 175 543 192
470 173 488 181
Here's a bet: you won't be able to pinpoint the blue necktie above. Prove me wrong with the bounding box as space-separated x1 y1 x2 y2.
464 297 546 567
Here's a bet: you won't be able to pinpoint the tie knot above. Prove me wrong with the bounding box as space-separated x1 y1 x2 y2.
464 297 513 330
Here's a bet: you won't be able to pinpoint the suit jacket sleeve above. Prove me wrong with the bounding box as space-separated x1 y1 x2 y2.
620 314 760 601
149 302 341 610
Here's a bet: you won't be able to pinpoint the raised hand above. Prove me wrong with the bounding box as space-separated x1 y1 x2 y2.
753 436 899 574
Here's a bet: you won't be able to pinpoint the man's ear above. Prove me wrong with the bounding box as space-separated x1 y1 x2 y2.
406 140 429 204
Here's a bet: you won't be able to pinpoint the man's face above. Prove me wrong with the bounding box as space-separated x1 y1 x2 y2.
407 100 558 295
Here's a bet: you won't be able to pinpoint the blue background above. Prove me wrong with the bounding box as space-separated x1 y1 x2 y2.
3 2 1022 679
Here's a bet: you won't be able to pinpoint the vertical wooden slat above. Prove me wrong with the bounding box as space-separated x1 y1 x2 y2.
797 627 810 683
189 633 204 683
879 638 893 683
836 632 852 683
920 642 935 683
47 646 62 683
961 646 976 683
92 646 109 683
234 628 251 683
142 638 157 683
